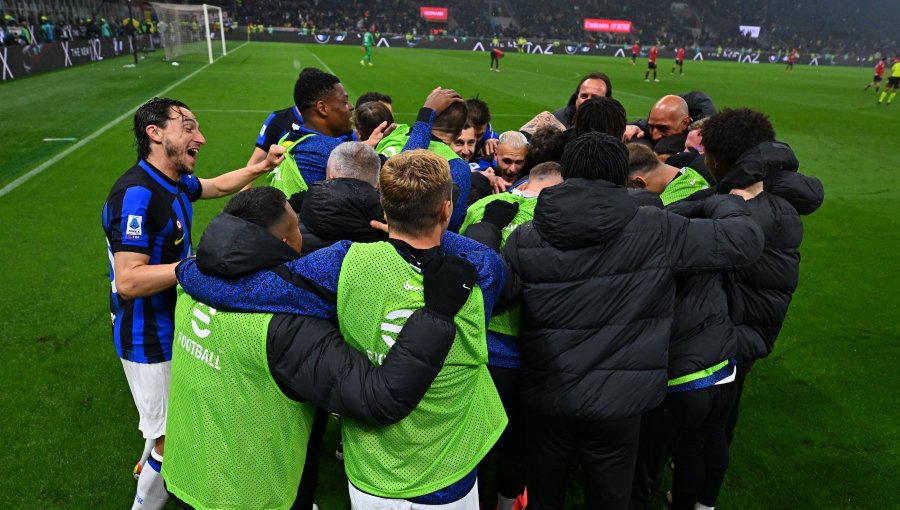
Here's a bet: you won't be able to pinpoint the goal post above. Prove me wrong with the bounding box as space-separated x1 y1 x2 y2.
150 3 227 64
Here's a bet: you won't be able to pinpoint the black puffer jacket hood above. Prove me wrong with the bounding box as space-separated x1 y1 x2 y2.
195 213 300 279
533 178 638 249
299 178 387 254
718 141 799 191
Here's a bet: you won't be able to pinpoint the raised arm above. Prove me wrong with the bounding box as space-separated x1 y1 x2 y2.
199 144 286 199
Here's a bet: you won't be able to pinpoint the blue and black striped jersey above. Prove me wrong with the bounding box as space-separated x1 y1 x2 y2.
255 106 305 152
102 160 202 363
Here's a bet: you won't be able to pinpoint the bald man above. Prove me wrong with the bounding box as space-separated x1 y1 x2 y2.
624 95 691 144
623 91 717 147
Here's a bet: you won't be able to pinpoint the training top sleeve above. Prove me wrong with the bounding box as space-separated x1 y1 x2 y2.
402 108 437 151
448 158 471 231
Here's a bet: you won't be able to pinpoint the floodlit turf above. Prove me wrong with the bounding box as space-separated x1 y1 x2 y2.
0 41 897 509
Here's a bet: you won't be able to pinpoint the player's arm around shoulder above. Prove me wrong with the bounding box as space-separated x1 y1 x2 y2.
266 254 476 425
666 194 764 274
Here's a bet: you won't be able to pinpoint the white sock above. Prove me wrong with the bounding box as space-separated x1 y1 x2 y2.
497 493 516 510
694 503 715 510
132 449 168 510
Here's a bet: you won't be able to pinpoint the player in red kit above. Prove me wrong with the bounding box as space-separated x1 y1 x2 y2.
786 48 796 72
864 58 887 93
644 43 659 82
490 47 504 72
631 42 640 65
671 46 685 75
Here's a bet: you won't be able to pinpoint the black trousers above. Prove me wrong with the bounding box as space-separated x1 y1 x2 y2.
479 366 526 505
491 53 500 68
630 384 732 510
671 361 753 508
526 411 641 510
292 407 330 509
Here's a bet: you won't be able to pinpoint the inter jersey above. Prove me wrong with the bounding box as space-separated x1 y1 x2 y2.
255 106 304 152
102 160 202 363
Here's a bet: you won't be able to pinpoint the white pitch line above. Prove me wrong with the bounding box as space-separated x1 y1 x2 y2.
43 137 78 141
307 48 358 97
0 42 249 199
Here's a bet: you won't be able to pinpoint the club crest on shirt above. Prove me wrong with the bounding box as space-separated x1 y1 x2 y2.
176 219 183 231
126 215 143 238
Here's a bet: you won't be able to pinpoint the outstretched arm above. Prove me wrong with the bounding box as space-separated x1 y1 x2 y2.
199 144 285 199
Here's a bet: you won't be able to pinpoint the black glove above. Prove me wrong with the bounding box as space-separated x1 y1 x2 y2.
423 254 478 319
482 200 519 228
287 191 306 214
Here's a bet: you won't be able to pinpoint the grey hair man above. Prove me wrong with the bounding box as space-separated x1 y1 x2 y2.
325 141 381 186
292 141 386 254
483 130 529 193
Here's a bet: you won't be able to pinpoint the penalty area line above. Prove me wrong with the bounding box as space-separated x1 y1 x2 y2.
0 42 248 200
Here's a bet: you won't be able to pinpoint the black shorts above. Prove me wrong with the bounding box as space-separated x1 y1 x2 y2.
889 77 900 87
648 62 657 69
873 75 883 82
676 59 684 65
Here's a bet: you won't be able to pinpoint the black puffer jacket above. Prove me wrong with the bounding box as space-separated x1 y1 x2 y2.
186 213 456 426
298 178 386 255
503 178 764 420
669 142 823 362
668 269 734 383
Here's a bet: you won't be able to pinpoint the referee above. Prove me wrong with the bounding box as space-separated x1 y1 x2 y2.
101 97 284 510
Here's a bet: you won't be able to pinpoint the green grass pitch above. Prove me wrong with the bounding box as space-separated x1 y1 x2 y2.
0 41 897 509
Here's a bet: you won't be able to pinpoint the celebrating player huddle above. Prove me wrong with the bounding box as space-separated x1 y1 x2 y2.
103 63 823 510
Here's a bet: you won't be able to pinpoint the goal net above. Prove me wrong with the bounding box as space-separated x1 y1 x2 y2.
150 3 227 64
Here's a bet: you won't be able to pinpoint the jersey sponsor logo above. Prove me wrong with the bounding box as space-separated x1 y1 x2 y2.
191 303 216 339
379 309 415 348
178 331 222 371
125 214 143 238
403 280 423 292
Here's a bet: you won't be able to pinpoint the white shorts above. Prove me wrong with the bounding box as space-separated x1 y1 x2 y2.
121 358 171 439
348 480 479 510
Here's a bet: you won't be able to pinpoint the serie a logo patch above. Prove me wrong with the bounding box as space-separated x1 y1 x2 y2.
125 214 143 238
